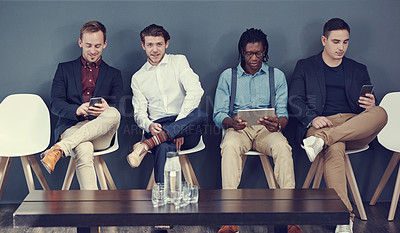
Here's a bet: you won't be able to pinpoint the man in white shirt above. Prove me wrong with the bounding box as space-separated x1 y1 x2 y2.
128 24 206 183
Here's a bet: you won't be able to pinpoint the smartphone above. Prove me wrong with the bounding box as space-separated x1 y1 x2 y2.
359 85 374 97
89 97 102 107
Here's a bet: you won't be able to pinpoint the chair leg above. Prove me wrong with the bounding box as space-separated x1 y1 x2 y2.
259 155 278 189
94 156 108 190
147 169 155 190
302 155 321 188
20 156 35 192
370 152 400 205
179 154 192 184
185 155 200 188
27 155 50 190
388 165 400 221
312 158 324 189
98 156 116 190
62 157 76 190
0 157 12 199
344 154 367 221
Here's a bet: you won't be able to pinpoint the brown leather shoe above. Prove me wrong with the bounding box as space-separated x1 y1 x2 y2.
288 225 302 233
217 225 239 233
40 145 63 174
126 142 149 168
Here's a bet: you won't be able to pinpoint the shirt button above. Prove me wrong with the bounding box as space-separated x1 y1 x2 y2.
89 80 92 82
90 69 92 72
87 92 90 94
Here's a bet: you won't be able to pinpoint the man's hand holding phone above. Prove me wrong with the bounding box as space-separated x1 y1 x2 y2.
358 85 375 109
87 97 109 116
359 93 375 109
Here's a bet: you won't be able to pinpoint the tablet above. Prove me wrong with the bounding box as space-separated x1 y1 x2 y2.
237 108 275 126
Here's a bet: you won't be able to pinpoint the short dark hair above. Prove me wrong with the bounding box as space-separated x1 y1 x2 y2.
140 24 170 43
80 21 106 42
323 18 350 37
238 28 269 64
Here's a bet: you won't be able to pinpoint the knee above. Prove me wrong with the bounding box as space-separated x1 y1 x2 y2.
103 107 121 123
221 140 243 158
372 106 388 125
269 135 292 156
191 108 207 124
197 109 207 121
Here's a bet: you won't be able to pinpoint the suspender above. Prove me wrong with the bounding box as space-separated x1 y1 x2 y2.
229 66 275 116
229 68 238 117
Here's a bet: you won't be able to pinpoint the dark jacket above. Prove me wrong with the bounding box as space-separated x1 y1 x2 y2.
50 57 123 142
289 52 372 144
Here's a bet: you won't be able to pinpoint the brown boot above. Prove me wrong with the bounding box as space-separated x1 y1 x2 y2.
126 142 149 168
218 225 239 233
288 225 302 233
40 145 63 174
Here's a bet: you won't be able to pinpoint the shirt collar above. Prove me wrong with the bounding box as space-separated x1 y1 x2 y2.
144 54 170 71
81 56 102 69
236 62 268 77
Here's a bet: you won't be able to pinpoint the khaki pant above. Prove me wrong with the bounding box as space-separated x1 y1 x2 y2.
58 107 120 190
221 125 295 189
306 106 387 212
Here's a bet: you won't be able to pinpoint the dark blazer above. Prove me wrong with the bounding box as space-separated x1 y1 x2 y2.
50 57 123 142
288 52 372 144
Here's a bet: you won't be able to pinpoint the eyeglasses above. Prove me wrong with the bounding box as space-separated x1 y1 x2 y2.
243 51 264 58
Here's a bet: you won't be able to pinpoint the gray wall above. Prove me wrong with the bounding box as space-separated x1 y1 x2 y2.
1 0 399 203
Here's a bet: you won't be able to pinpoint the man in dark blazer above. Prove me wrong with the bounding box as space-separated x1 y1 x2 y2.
289 18 387 233
41 21 123 190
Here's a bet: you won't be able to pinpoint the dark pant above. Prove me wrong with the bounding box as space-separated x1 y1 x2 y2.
144 108 207 183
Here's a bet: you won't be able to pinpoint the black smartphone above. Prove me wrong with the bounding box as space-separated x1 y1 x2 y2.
359 85 374 97
89 97 102 107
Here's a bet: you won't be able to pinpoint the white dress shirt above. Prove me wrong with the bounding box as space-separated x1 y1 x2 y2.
131 54 204 132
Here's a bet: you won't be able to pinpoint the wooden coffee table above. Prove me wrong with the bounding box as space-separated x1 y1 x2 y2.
13 189 349 233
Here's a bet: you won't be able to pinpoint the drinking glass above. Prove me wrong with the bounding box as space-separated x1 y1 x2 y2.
189 184 199 203
152 183 165 207
181 181 191 207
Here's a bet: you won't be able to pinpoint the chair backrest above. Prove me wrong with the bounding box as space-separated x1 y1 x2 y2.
378 92 400 152
0 94 50 156
178 135 205 155
141 130 204 155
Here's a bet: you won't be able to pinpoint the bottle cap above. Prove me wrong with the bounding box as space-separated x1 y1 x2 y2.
166 151 179 158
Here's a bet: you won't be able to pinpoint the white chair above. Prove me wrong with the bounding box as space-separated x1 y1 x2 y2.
0 94 51 198
303 146 369 220
222 129 278 189
145 132 205 190
62 133 119 190
369 92 400 221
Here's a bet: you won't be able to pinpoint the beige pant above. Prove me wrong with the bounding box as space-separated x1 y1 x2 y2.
306 106 388 212
58 107 120 190
221 125 295 189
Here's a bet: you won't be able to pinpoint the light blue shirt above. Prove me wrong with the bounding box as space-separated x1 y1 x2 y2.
213 63 289 129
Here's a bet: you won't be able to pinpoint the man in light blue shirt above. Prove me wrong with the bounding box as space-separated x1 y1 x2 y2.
213 28 299 233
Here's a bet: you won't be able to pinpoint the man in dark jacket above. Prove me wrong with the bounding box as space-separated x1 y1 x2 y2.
289 18 387 233
41 21 123 190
